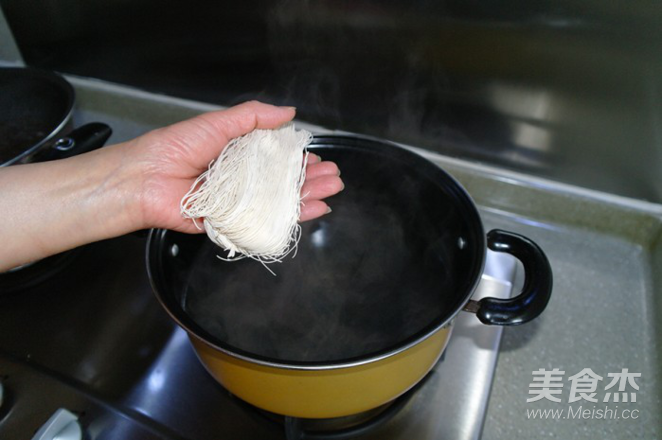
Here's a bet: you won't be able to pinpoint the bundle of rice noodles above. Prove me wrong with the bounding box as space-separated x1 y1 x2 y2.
180 123 312 266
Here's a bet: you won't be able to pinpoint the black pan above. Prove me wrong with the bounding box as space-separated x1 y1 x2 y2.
0 67 111 166
0 67 112 292
148 136 552 365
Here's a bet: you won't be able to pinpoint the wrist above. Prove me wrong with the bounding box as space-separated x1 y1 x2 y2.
81 140 148 237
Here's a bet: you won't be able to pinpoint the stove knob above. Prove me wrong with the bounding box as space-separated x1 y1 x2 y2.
31 408 82 440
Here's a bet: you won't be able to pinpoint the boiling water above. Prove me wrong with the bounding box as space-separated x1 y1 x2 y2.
183 193 453 363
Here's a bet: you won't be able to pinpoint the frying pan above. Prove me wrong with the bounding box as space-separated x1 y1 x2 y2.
0 67 112 292
0 67 111 166
147 135 553 418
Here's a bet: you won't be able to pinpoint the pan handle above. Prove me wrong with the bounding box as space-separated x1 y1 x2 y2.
463 229 552 326
32 123 112 162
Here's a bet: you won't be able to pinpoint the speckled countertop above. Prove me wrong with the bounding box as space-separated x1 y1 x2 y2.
480 209 659 439
70 76 662 440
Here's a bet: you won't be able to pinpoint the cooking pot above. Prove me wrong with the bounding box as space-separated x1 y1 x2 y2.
147 135 552 418
0 67 112 292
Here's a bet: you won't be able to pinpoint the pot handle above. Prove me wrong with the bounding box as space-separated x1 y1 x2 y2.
32 123 112 162
463 229 552 325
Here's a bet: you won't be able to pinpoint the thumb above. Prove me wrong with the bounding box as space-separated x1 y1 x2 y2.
170 101 296 167
197 101 296 144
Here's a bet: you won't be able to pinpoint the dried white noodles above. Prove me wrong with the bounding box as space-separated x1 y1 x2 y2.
180 123 312 266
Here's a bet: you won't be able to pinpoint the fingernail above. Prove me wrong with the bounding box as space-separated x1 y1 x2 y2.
340 182 345 191
285 106 297 111
326 207 333 214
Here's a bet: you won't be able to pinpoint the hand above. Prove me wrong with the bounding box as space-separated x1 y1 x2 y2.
0 101 343 271
126 101 344 233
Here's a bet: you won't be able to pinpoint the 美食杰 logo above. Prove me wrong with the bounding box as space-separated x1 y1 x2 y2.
525 368 641 420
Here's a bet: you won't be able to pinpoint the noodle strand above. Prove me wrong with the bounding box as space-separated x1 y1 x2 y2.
180 123 312 266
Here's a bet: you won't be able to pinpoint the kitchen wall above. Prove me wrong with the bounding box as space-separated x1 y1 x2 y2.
2 0 661 202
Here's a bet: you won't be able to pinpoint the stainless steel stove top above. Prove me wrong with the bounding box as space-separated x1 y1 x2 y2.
0 231 515 440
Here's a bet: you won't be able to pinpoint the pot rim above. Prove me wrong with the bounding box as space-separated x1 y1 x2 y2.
147 135 487 371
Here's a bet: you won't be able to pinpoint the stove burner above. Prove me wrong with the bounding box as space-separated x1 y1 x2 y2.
234 372 435 440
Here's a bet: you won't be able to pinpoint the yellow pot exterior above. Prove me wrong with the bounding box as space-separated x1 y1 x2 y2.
190 325 452 418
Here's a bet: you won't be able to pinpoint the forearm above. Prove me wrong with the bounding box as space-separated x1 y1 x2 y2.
0 102 341 272
0 142 144 271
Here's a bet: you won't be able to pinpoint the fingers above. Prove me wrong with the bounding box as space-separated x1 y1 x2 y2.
306 160 339 180
164 101 297 172
301 174 344 201
307 153 321 165
300 200 330 222
299 157 342 222
301 157 343 221
198 101 296 144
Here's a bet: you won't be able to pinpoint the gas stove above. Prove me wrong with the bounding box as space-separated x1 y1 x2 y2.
0 231 515 440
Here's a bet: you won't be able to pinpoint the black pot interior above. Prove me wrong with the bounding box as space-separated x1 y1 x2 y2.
0 67 74 164
149 136 485 366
